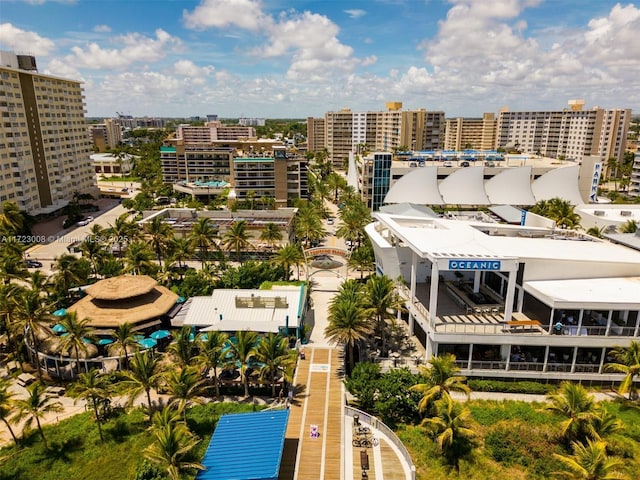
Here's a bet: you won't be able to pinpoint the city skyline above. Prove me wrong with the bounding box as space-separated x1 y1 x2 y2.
1 0 638 118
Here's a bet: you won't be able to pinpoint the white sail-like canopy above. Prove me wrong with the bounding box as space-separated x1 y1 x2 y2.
485 167 536 205
384 166 444 205
532 166 584 205
346 152 359 190
439 167 490 205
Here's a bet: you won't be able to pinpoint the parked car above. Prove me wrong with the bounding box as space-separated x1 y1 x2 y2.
76 216 94 226
327 218 334 225
460 161 470 167
26 259 43 268
443 161 453 167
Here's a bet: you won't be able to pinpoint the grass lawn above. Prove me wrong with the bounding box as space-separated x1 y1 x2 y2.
397 398 640 480
0 402 261 480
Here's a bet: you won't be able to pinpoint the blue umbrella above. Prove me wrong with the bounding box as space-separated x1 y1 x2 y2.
149 330 171 340
53 308 67 317
97 338 114 345
52 323 67 334
138 338 157 349
133 334 145 341
198 333 208 342
177 296 186 304
82 337 92 344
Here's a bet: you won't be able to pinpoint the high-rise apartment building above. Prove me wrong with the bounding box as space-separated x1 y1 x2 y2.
89 118 122 152
306 117 326 153
357 152 392 211
444 113 497 151
324 103 445 166
630 151 640 198
0 51 96 215
497 101 631 163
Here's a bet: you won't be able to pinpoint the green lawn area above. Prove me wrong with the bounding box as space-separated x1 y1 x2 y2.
397 399 640 480
0 402 261 480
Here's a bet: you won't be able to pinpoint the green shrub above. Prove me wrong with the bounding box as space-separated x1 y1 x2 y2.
468 379 556 395
134 460 166 480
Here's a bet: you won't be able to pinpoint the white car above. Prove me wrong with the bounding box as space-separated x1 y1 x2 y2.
76 216 94 227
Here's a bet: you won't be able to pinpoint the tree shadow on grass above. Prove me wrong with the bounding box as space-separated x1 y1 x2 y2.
45 435 84 462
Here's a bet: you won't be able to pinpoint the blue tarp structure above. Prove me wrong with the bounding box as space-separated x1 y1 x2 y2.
197 410 289 480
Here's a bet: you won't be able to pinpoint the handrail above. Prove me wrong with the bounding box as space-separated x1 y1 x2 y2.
345 405 416 480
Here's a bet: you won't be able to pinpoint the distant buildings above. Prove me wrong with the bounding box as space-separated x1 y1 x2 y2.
0 51 96 216
628 151 640 198
88 118 122 152
444 113 497 151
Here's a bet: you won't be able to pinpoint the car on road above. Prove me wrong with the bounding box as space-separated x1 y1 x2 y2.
327 217 334 225
460 161 470 167
26 259 43 268
76 216 94 226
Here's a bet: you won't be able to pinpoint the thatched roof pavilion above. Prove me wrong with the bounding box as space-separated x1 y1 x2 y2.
67 275 179 330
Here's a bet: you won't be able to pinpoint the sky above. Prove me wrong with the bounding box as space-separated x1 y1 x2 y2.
1 0 639 119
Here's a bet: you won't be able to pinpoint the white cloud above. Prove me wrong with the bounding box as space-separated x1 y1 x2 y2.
63 29 182 70
44 58 83 80
183 0 269 31
344 9 366 19
21 0 77 4
0 23 56 55
93 24 111 33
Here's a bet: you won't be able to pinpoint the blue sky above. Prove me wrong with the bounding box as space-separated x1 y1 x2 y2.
1 0 638 118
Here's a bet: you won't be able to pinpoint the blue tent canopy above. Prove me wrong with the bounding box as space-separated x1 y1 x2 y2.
149 330 171 340
197 410 289 480
138 338 157 349
53 309 67 317
97 338 113 346
52 323 67 333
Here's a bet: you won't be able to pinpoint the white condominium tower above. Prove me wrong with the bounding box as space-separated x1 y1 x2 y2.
0 51 96 215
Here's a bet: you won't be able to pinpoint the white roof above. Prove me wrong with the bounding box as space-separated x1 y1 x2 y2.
374 212 640 265
183 287 304 333
384 166 444 205
485 167 536 205
525 277 640 310
531 166 584 204
439 167 490 205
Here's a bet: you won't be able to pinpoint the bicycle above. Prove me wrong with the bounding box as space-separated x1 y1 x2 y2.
354 426 370 435
352 437 372 448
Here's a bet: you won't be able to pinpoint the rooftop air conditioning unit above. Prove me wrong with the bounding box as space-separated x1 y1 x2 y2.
620 211 632 217
593 211 605 216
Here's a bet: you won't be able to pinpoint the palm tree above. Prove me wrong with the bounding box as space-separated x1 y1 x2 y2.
15 382 63 449
260 222 283 250
51 254 89 299
15 289 52 381
144 216 174 267
362 274 405 356
124 241 155 275
421 396 477 472
109 322 138 369
410 354 471 413
348 244 374 279
79 236 106 278
151 404 183 431
68 369 112 442
294 201 324 247
0 201 24 235
144 422 204 480
196 331 228 398
255 333 295 397
546 382 599 443
604 341 640 400
189 217 218 268
168 237 194 273
0 251 28 285
227 330 258 397
120 350 165 413
108 213 139 257
165 366 208 421
325 295 371 374
168 326 196 367
58 311 96 376
0 378 19 446
0 283 25 367
618 220 638 234
553 438 629 480
271 243 304 281
326 172 345 202
222 220 250 263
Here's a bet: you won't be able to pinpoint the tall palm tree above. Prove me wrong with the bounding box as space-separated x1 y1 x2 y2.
165 366 209 421
144 422 204 480
79 236 106 278
0 283 25 368
326 172 346 202
109 322 138 369
271 243 304 281
168 237 194 272
260 222 283 250
421 396 477 473
168 326 196 367
347 244 374 279
108 213 139 257
228 330 258 397
604 341 640 400
196 331 228 398
546 382 599 443
124 241 155 275
144 216 174 267
222 220 250 263
68 369 112 442
0 201 24 235
0 251 28 285
120 350 165 414
552 438 629 480
58 311 96 376
410 354 471 414
325 295 371 374
15 289 52 381
294 201 324 247
15 382 63 449
362 274 405 356
189 217 218 268
255 333 295 397
0 378 19 446
51 254 89 300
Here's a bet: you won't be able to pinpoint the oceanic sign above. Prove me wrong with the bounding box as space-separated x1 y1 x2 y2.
448 259 501 271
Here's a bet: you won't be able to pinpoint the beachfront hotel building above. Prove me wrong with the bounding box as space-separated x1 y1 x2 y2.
0 51 96 216
444 113 497 151
366 205 640 382
496 100 631 163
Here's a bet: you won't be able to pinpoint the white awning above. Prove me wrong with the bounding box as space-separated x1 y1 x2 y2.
439 167 490 205
532 166 585 205
485 167 536 205
384 166 444 205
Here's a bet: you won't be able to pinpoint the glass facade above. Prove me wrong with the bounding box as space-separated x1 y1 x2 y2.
372 153 391 211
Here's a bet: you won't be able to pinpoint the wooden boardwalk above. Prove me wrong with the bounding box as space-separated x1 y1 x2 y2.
279 348 344 480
